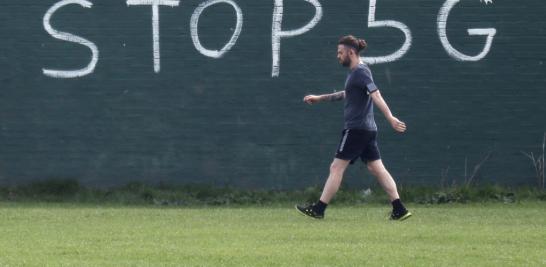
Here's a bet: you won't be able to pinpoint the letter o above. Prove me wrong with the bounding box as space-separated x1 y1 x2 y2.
190 0 243 58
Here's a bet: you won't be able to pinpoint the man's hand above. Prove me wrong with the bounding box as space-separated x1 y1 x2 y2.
389 116 407 133
303 95 321 105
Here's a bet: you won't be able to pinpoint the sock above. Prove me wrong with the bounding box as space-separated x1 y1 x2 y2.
313 200 328 214
391 199 407 214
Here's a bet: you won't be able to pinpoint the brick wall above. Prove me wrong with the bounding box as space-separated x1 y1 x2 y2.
0 0 545 188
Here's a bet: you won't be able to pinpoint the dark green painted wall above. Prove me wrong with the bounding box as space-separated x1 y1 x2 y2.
0 0 545 188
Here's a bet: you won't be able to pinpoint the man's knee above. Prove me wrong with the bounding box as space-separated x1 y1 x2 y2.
330 160 347 175
366 164 376 176
367 160 385 176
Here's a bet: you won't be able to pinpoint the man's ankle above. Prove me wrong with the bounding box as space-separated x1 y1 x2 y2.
391 199 407 214
314 200 328 214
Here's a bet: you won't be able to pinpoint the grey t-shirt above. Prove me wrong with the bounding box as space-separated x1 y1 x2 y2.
343 63 378 130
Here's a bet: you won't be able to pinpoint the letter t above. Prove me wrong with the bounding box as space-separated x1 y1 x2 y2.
127 0 180 73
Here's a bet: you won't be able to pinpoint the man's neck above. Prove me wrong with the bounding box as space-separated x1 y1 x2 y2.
349 57 360 70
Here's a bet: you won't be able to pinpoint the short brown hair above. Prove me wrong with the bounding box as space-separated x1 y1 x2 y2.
338 35 367 53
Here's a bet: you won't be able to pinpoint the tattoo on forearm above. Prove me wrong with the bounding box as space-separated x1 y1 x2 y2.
322 91 345 102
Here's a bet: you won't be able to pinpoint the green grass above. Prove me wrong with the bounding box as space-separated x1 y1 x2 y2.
0 202 544 266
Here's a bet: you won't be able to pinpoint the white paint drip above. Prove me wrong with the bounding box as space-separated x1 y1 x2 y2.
271 0 322 77
362 0 412 65
438 0 496 61
190 0 243 58
127 0 180 73
42 0 99 79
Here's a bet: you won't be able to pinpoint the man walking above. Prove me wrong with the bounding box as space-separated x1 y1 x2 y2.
296 35 412 221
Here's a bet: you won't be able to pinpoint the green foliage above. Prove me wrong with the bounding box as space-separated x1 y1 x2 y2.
399 185 526 204
1 180 545 206
5 179 81 201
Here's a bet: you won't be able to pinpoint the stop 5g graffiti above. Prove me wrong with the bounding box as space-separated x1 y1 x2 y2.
42 0 496 79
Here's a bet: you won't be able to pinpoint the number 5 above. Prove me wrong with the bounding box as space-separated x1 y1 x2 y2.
362 0 412 65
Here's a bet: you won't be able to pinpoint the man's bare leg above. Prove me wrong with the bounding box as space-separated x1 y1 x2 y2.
367 159 399 201
367 159 412 220
295 158 350 219
320 158 351 203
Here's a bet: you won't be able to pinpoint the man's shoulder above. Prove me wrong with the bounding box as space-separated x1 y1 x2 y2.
357 63 372 73
351 64 372 79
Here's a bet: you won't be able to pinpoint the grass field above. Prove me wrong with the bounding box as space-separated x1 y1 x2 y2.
0 202 544 266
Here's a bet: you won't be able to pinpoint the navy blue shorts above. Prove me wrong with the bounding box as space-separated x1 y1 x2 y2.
335 129 381 164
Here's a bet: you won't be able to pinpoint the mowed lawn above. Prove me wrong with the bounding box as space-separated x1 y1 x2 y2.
0 202 544 266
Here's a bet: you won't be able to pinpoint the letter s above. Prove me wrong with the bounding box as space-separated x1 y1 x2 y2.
43 0 99 78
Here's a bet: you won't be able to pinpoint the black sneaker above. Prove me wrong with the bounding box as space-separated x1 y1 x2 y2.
295 204 324 219
389 209 412 221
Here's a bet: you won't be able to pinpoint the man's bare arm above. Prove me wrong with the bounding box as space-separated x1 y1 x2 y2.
370 90 407 133
303 91 345 104
320 91 345 102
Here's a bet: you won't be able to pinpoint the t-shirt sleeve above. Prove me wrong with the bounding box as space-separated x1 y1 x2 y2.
357 69 378 94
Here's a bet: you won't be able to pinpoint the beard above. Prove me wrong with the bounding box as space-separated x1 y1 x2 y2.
340 55 351 67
